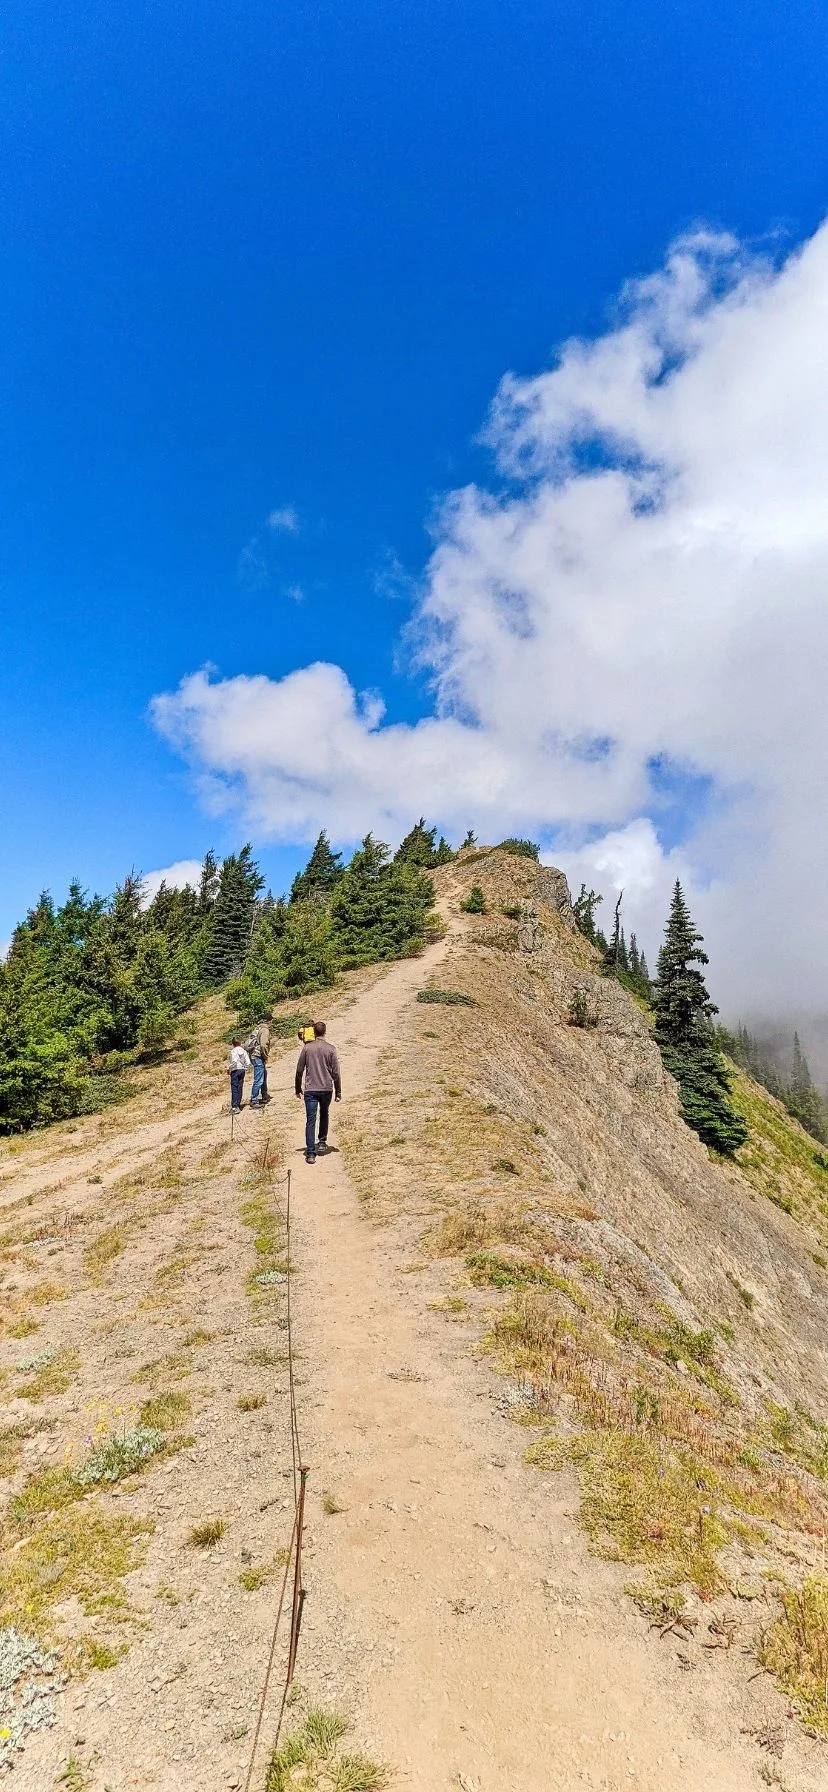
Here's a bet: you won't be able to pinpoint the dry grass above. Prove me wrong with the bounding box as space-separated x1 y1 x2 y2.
265 1709 388 1792
15 1347 79 1401
0 1418 51 1478
83 1221 134 1280
0 1499 152 1633
759 1577 828 1734
238 1392 267 1412
133 1349 191 1385
188 1517 227 1548
426 1202 529 1257
7 1314 41 1338
138 1389 192 1430
28 1279 67 1307
239 1549 290 1592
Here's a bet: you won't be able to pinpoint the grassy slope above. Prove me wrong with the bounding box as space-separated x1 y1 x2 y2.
340 849 828 1738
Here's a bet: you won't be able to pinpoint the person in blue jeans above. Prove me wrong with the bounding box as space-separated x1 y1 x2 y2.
245 1015 272 1109
294 1021 342 1164
226 1038 251 1113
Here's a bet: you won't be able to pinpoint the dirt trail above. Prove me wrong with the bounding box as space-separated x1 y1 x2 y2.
285 943 786 1792
5 934 818 1789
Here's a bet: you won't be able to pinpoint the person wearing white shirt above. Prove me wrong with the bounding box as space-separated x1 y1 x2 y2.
227 1039 251 1113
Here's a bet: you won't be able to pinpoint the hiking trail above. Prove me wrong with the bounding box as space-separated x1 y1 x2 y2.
2 899 823 1790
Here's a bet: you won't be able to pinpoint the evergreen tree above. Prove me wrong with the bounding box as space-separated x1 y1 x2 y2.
573 885 603 945
394 820 455 869
0 867 203 1132
627 933 652 1001
330 835 435 968
144 880 201 952
461 829 477 849
289 831 344 904
788 1033 826 1142
653 882 747 1156
602 893 624 976
228 898 336 1027
202 845 264 987
197 851 220 914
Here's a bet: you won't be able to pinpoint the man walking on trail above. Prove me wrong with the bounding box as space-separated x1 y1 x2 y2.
295 1021 341 1164
245 1014 272 1109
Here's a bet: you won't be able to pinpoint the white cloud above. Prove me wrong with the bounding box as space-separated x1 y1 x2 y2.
0 938 11 964
267 506 300 534
238 504 300 587
153 221 828 1021
139 859 203 908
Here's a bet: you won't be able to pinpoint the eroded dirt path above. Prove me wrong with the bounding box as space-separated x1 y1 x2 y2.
283 945 808 1792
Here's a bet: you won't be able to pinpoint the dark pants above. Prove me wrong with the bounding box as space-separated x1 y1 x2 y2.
304 1089 332 1158
230 1069 245 1111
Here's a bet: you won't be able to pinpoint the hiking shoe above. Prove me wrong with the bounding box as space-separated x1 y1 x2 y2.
306 1154 316 1165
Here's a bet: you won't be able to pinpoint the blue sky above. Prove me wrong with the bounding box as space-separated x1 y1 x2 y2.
2 0 827 954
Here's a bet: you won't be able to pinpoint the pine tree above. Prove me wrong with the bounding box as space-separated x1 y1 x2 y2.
289 831 344 904
573 885 603 945
330 835 435 968
653 882 747 1156
626 933 652 1001
602 893 624 975
228 897 336 1027
788 1033 826 1142
394 820 455 869
202 846 265 987
197 851 220 914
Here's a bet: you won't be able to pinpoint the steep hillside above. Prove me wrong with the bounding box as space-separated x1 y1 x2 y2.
342 847 828 1743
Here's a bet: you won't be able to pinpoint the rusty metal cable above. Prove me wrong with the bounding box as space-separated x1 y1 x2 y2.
243 1159 309 1790
242 1500 300 1792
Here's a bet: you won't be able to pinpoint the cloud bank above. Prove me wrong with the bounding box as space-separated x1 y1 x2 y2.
152 223 828 1020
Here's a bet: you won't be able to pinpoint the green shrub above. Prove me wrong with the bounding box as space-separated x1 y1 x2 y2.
416 988 476 1007
495 838 540 859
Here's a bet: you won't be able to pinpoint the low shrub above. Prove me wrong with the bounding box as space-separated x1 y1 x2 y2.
416 988 476 1007
568 986 598 1029
494 838 540 860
